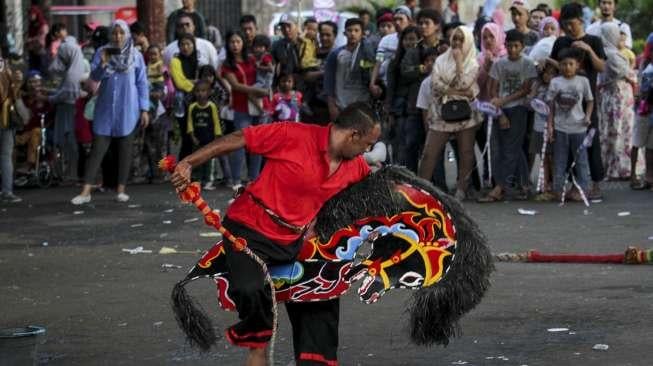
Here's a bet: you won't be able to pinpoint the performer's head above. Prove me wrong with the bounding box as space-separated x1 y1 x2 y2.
331 102 382 160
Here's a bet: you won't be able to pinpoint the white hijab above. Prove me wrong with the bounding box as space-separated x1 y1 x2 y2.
433 26 478 86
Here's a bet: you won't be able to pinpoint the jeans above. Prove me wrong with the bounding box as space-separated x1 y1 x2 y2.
494 106 529 189
229 112 262 185
553 130 591 193
0 128 15 194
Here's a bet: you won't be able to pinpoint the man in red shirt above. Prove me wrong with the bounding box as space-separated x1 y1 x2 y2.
171 101 381 366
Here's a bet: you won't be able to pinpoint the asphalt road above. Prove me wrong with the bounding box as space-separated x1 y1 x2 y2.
1 182 652 366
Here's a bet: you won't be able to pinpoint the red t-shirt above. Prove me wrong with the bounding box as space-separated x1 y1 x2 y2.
221 57 257 114
226 122 371 244
260 53 273 66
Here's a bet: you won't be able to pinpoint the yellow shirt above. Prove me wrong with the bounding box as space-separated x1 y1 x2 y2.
170 57 195 93
147 60 165 84
620 48 636 68
186 101 221 137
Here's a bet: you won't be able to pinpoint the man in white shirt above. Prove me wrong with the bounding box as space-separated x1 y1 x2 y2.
163 14 219 69
586 0 632 48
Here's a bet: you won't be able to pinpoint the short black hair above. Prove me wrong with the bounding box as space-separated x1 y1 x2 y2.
417 8 443 27
558 47 584 63
51 22 67 34
344 18 364 30
334 102 379 134
505 29 526 45
358 9 372 17
420 47 440 62
536 3 552 16
252 34 271 49
198 64 216 79
560 3 584 21
443 21 464 36
277 72 294 82
130 21 145 36
319 20 338 35
147 44 161 53
239 14 257 26
303 17 318 27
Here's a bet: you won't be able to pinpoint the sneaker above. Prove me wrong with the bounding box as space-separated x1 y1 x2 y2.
115 193 130 202
231 183 243 193
203 182 216 191
2 192 22 203
71 194 91 205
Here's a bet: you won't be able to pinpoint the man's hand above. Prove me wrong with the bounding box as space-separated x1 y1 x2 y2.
491 97 504 109
171 160 192 192
100 49 110 66
571 41 592 53
369 83 382 98
584 116 591 126
140 111 150 129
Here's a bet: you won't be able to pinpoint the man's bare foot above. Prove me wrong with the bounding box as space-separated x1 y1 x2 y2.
245 347 266 366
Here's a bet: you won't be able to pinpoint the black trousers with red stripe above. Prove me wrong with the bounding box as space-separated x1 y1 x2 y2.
222 217 340 365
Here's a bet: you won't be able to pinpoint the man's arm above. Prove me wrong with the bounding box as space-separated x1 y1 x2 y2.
171 131 245 190
572 39 606 72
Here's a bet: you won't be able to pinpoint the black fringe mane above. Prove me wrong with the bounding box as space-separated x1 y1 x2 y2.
314 165 494 346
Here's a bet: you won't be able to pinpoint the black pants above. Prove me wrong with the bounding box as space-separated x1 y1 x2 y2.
222 218 340 364
84 132 134 186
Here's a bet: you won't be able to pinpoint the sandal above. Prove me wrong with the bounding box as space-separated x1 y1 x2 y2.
476 192 504 203
631 180 652 190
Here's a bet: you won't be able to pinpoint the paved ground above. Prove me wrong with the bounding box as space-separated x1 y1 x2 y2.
1 182 652 366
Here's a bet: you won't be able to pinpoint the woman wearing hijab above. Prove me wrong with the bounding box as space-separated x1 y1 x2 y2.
170 33 203 159
418 26 482 200
597 22 638 180
529 16 559 66
71 20 149 205
477 22 506 101
48 35 85 182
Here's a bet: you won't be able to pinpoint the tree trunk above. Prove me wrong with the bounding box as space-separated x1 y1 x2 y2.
419 0 443 11
137 0 166 47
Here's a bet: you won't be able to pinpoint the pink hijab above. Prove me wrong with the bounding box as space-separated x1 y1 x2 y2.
539 16 560 38
478 23 506 68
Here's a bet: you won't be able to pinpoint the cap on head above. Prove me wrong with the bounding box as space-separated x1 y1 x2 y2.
394 5 413 19
278 13 299 26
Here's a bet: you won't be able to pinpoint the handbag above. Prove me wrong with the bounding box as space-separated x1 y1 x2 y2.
441 99 471 123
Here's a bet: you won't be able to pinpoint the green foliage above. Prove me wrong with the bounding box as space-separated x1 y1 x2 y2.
632 38 646 55
617 0 653 39
340 0 402 16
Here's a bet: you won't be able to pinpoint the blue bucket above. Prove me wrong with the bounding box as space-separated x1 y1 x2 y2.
0 326 46 366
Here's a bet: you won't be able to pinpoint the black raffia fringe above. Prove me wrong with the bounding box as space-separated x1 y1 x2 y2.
171 279 217 351
314 165 494 346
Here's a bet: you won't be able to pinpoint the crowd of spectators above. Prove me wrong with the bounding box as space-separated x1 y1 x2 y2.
1 0 652 205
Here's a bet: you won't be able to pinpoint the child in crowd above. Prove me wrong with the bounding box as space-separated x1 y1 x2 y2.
479 29 538 202
530 61 557 199
415 48 449 189
198 65 229 109
15 71 52 173
416 48 439 128
547 48 594 200
619 32 636 69
269 73 302 122
252 35 274 94
147 45 165 85
198 64 232 186
630 59 653 189
187 80 222 190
